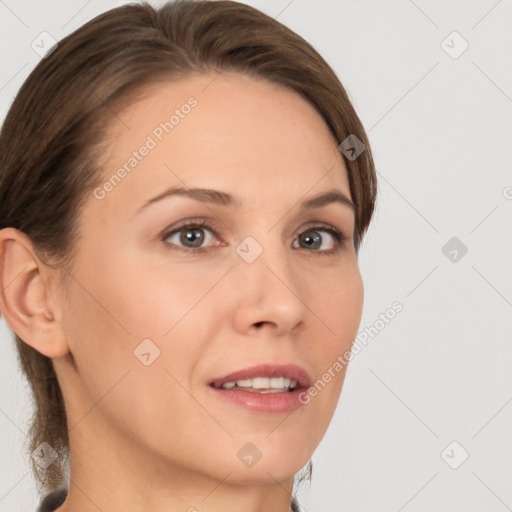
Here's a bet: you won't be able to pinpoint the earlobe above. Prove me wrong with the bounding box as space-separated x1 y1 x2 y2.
0 227 69 358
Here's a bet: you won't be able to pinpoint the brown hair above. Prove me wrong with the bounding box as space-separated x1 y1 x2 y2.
0 0 377 501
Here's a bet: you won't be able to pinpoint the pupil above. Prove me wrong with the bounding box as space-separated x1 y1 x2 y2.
181 228 204 247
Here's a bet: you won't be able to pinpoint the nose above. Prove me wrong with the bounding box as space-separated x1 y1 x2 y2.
230 238 308 337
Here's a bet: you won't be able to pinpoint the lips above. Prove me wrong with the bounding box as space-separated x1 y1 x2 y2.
209 363 311 390
207 364 311 413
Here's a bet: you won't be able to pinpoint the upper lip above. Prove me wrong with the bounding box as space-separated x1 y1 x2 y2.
209 364 311 389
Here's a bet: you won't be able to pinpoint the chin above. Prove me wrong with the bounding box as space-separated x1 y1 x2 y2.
222 460 305 486
225 440 313 484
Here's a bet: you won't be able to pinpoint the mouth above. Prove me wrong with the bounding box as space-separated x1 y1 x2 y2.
207 364 311 413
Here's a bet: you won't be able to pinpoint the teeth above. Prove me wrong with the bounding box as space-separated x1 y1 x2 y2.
271 377 284 388
218 377 298 391
252 377 271 389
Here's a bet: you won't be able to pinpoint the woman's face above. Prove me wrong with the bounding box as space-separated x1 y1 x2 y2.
54 72 364 485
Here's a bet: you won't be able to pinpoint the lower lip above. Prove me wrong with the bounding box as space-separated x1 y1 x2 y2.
207 386 306 413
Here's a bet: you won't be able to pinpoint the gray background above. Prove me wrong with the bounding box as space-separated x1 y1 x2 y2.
1 1 511 511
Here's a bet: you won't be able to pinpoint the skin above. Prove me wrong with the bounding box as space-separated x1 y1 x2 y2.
0 72 364 512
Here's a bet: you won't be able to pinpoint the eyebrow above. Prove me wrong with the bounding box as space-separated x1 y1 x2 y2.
134 186 356 215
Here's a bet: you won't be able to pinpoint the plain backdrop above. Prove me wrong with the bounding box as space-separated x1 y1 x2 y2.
1 1 511 511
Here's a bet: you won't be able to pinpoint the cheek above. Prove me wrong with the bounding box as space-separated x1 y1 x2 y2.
305 260 363 401
308 258 364 349
60 265 220 453
61 250 223 403
334 266 364 345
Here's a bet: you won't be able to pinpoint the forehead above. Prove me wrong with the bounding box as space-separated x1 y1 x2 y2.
92 72 350 217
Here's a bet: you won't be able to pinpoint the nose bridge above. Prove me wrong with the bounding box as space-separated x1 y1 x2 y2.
236 231 292 289
231 230 306 332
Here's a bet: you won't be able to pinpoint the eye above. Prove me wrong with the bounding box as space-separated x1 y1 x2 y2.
163 220 220 252
161 219 347 255
292 224 347 254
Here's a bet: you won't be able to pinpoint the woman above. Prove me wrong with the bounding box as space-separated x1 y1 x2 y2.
0 1 377 511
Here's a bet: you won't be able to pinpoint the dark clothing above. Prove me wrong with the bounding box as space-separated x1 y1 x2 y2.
37 489 67 512
37 488 301 511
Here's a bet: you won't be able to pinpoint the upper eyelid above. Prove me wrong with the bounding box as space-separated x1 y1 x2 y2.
162 219 218 238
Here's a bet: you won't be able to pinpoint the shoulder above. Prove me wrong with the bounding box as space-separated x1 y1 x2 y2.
37 488 67 512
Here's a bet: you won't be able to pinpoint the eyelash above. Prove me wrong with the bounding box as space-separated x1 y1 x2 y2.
161 218 347 256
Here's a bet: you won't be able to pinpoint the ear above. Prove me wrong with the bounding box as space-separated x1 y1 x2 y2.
0 227 69 358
